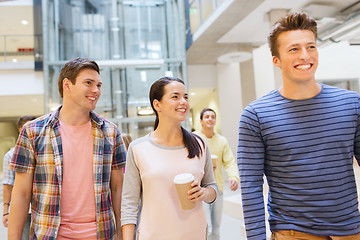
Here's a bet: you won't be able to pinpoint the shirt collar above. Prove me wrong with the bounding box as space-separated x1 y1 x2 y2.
47 106 104 128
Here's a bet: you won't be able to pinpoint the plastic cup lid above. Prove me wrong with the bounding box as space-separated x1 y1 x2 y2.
173 173 194 184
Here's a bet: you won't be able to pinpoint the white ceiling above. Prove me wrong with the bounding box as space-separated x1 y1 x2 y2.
0 0 32 6
0 1 34 59
186 0 360 64
2 0 359 64
218 0 354 44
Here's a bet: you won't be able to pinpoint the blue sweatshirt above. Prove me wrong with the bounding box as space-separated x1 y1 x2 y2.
237 84 360 239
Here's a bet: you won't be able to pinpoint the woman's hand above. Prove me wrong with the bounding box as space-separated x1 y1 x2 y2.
187 179 205 202
187 179 217 204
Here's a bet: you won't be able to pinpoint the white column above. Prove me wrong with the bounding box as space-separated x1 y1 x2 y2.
216 63 242 155
252 44 279 98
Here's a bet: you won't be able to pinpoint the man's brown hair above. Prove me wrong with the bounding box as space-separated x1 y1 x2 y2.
268 12 317 58
17 115 36 130
57 57 100 98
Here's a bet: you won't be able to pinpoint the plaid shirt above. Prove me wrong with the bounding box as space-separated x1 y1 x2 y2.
10 107 126 240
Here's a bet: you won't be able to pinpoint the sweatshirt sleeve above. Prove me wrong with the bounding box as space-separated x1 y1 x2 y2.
121 143 142 226
201 144 218 199
222 138 240 183
237 106 267 240
354 95 360 165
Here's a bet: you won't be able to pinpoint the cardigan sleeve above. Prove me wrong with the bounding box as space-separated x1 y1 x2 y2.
121 143 142 226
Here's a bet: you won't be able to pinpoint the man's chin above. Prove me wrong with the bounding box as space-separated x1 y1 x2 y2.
88 105 97 111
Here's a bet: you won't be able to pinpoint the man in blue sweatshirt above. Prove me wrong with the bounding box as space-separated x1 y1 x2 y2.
237 12 360 240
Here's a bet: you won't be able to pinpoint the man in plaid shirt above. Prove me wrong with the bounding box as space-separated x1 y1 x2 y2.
8 58 126 240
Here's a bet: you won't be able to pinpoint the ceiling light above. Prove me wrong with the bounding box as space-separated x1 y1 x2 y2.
165 71 173 77
21 20 28 25
217 51 252 63
137 106 154 116
140 71 147 82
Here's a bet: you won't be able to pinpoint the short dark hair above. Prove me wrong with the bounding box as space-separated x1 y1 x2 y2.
17 115 36 129
268 12 317 57
58 57 100 98
200 108 216 120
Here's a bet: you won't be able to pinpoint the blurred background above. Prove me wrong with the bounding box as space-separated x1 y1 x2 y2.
1 0 360 238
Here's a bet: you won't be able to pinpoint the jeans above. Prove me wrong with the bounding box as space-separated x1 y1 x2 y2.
21 213 31 240
271 230 360 240
204 192 223 240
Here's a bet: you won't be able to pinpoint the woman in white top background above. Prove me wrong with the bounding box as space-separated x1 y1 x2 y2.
121 77 217 240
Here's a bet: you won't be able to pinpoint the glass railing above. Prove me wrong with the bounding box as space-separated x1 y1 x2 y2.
0 34 42 62
187 0 226 34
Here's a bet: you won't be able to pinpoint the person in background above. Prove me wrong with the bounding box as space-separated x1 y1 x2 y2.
121 77 217 240
121 133 133 151
193 108 239 240
237 12 360 240
8 57 126 240
2 115 36 240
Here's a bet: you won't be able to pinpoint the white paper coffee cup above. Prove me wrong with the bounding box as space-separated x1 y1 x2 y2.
211 154 218 170
174 173 195 210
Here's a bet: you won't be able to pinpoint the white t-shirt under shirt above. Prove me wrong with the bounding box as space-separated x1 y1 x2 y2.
57 120 97 239
121 134 217 240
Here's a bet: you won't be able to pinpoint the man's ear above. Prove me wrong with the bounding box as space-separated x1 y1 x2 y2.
63 78 71 91
273 56 281 68
153 99 161 112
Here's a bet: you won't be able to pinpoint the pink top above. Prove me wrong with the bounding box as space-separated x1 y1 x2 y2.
57 120 97 239
121 135 217 240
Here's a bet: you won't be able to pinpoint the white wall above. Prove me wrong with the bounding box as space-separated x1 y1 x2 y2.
187 65 217 88
0 69 44 95
187 63 242 155
252 44 276 99
0 69 44 118
316 42 360 85
217 63 242 155
187 65 221 132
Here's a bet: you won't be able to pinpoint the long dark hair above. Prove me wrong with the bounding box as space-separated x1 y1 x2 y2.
149 77 204 158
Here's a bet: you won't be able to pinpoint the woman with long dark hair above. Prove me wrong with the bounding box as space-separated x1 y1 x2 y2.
121 77 217 240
